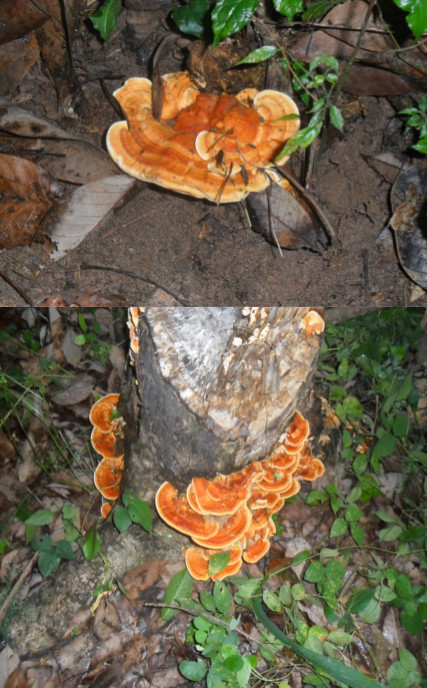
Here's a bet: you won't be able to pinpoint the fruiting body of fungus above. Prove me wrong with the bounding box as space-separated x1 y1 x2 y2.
107 71 300 203
155 410 324 580
301 310 325 336
90 393 124 516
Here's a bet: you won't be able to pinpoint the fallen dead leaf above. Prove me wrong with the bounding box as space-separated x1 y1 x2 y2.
0 0 47 44
0 153 58 249
0 35 39 96
245 181 323 251
390 166 427 289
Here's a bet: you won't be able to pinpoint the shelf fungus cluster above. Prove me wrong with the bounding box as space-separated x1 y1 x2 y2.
156 411 324 580
90 393 124 517
106 71 300 203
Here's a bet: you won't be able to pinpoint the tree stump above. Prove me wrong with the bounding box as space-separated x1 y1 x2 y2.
125 307 323 498
7 307 323 658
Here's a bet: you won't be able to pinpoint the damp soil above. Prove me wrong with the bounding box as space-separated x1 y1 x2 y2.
0 1 425 307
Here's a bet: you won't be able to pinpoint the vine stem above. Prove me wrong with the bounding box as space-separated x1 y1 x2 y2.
251 598 388 688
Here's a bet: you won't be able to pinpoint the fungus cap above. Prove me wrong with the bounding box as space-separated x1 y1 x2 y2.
94 457 124 501
91 426 122 461
301 310 325 335
185 544 243 580
106 71 300 204
89 394 120 433
191 505 252 549
155 481 219 539
286 411 310 447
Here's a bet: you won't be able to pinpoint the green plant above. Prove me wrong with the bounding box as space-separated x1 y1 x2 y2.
399 95 427 154
90 0 121 40
74 312 113 365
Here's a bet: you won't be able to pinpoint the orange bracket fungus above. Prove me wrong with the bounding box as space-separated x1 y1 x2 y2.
155 411 324 580
89 393 124 517
301 310 325 336
106 71 300 203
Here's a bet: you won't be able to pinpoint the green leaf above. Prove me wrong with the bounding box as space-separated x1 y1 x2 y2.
371 433 396 461
273 0 303 21
263 590 282 612
379 524 403 541
113 506 132 533
328 630 353 645
128 498 152 533
214 579 232 613
201 591 217 612
329 104 344 132
209 551 230 576
26 509 54 526
31 534 54 553
398 648 418 672
235 45 279 65
171 0 210 39
392 414 409 438
38 550 61 578
211 0 260 48
347 587 374 614
344 503 363 523
63 503 78 523
343 396 363 420
412 134 427 154
350 521 365 546
279 583 292 606
194 615 212 631
162 568 193 621
55 539 75 560
180 659 208 681
392 0 427 41
74 334 86 346
305 561 325 583
90 0 121 41
78 312 87 332
330 517 348 538
400 610 424 635
291 583 306 600
395 573 413 599
80 527 101 562
292 549 310 565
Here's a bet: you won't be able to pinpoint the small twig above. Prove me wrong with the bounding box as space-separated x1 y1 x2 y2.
0 270 35 305
79 264 192 306
0 552 40 625
272 164 338 243
362 249 371 305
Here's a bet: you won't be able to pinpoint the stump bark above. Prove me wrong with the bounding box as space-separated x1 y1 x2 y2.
7 307 322 658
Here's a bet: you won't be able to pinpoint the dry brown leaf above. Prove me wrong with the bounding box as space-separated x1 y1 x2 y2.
50 375 95 406
0 35 40 96
0 0 47 45
43 175 138 261
246 181 323 251
0 135 120 184
0 99 81 139
0 153 56 249
390 166 427 289
35 0 86 111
